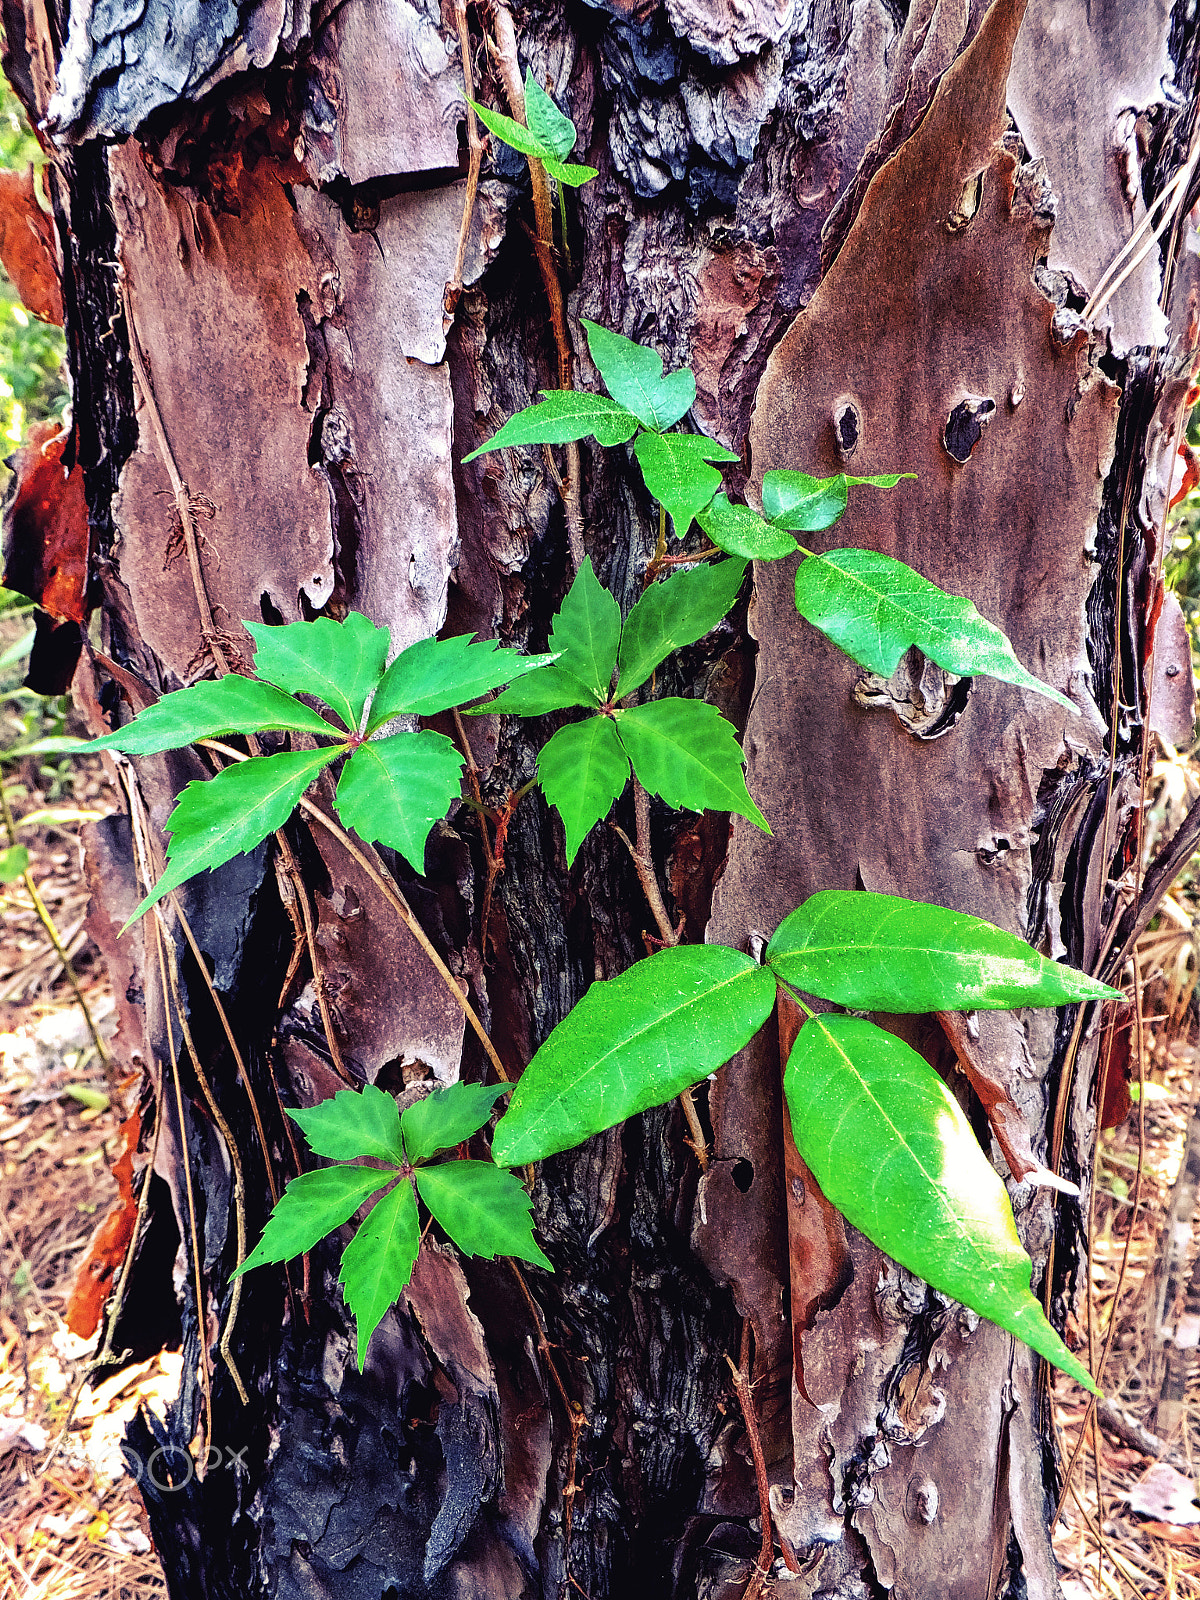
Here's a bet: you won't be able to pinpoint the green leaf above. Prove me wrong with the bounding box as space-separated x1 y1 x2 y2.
697 494 798 560
537 715 630 866
415 1161 553 1268
523 67 576 159
762 471 915 533
545 556 621 704
793 549 1074 710
761 470 847 532
766 891 1122 1013
581 319 695 432
127 746 341 927
471 99 553 163
339 1178 421 1369
461 391 639 463
493 944 777 1165
366 634 558 729
616 699 769 832
236 1164 398 1275
632 431 738 539
247 613 390 733
484 664 600 716
289 1084 405 1164
401 1082 509 1162
334 730 463 875
617 559 747 698
86 676 338 754
0 844 27 882
783 1014 1099 1393
542 156 599 189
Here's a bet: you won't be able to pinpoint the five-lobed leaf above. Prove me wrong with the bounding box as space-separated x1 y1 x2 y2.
367 633 558 729
493 945 777 1165
86 675 338 755
783 1014 1098 1393
793 548 1075 710
334 729 464 875
698 494 798 560
127 746 341 927
632 431 738 539
461 391 639 462
766 891 1121 1013
247 613 389 733
581 319 695 432
236 1164 397 1276
339 1178 421 1370
617 559 747 699
616 698 769 833
415 1161 553 1268
401 1082 509 1163
537 716 630 866
289 1084 405 1165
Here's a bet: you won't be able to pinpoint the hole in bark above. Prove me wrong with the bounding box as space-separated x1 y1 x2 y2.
259 592 284 625
732 1158 754 1193
947 171 983 232
942 397 996 464
834 400 861 459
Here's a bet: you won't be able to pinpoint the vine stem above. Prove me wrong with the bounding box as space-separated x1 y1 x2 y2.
446 0 485 311
198 741 512 1084
485 1 584 567
726 1319 774 1598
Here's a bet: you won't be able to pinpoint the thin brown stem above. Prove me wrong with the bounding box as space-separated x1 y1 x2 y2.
452 707 503 952
447 0 485 311
486 2 583 565
726 1319 774 1598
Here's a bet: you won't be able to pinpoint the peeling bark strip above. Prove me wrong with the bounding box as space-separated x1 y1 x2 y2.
3 0 1197 1594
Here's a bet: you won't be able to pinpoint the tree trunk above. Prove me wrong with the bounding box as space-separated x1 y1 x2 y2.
3 1 1197 1596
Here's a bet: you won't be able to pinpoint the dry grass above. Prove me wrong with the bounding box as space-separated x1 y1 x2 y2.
0 753 169 1600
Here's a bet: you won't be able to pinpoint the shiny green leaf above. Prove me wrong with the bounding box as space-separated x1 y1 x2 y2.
367 634 558 729
632 431 738 539
416 1161 553 1268
617 559 747 698
545 556 621 704
761 470 915 533
86 675 338 754
616 699 768 831
697 494 798 560
247 613 390 732
126 746 341 927
236 1164 398 1275
793 548 1074 710
537 715 630 865
339 1178 421 1369
485 664 601 716
401 1082 509 1163
784 1014 1098 1392
581 319 695 432
334 730 463 875
461 391 639 462
493 945 777 1165
523 68 577 159
766 891 1121 1012
289 1084 404 1164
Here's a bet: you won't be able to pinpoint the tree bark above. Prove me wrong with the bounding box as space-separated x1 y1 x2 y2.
3 1 1197 1596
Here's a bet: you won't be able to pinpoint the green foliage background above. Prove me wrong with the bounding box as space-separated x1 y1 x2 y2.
0 77 67 452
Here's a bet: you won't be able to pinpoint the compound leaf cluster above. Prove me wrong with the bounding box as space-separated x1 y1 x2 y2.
238 1082 550 1369
88 616 555 922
